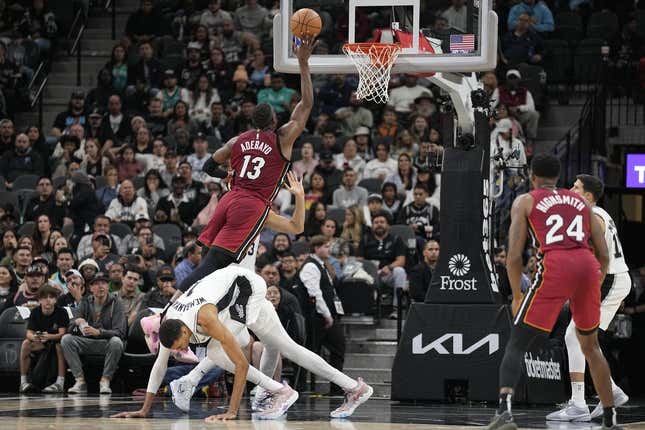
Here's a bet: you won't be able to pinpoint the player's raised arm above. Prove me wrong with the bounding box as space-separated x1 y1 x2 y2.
507 194 531 315
588 205 609 282
278 37 316 158
265 171 305 234
203 137 237 178
198 305 249 421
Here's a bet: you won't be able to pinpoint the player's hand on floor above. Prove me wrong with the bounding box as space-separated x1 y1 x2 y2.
111 409 148 418
205 411 238 422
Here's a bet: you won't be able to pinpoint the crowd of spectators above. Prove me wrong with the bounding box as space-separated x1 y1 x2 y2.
0 0 643 395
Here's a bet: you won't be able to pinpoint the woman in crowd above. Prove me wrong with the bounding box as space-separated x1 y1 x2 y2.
167 100 199 137
80 138 109 177
132 126 153 155
137 169 169 219
392 129 418 158
376 106 399 138
31 214 53 255
492 103 524 140
306 171 331 207
204 47 233 98
0 264 17 311
341 205 367 255
303 201 327 239
105 43 128 95
409 114 430 145
334 139 366 179
26 125 49 162
96 165 119 208
292 141 318 180
246 49 271 89
381 182 404 221
108 145 144 182
18 236 34 252
385 153 417 197
0 230 17 264
40 230 64 264
188 74 220 126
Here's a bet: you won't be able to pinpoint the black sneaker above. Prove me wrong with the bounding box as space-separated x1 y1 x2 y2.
485 411 517 430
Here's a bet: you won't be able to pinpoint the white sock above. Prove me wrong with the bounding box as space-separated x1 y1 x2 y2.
185 358 215 387
20 375 27 384
610 378 620 393
571 381 586 406
56 376 64 385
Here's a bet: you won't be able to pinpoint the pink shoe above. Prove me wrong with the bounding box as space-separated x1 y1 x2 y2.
170 348 200 364
253 383 299 420
140 314 161 354
330 378 373 418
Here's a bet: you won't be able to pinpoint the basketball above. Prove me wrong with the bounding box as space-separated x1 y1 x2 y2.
290 8 321 39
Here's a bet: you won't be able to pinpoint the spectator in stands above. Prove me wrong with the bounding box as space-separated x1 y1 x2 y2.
315 150 343 199
89 233 118 273
357 211 407 318
23 0 57 59
108 146 143 182
411 92 438 123
0 133 44 189
99 95 132 148
50 134 81 179
205 47 234 98
298 235 346 394
118 267 143 325
49 248 75 293
0 42 28 118
501 13 544 66
480 71 500 110
13 264 43 308
397 183 440 242
334 138 366 179
67 171 102 236
0 264 17 309
292 141 318 180
332 168 368 209
105 44 128 95
319 74 353 116
80 138 109 177
498 69 540 140
174 241 202 283
95 165 118 208
85 108 104 141
235 0 270 36
303 201 327 239
127 41 163 98
376 106 399 139
86 69 115 111
61 272 126 395
507 0 554 33
138 265 176 309
158 70 186 117
392 129 418 158
125 0 167 44
51 89 87 138
385 153 417 196
145 98 166 137
167 101 200 138
57 269 85 309
335 92 373 137
188 74 220 127
381 182 403 220
409 240 439 302
24 177 65 226
414 139 441 172
108 263 124 292
493 103 524 140
76 214 120 260
388 75 430 115
219 18 258 64
341 205 367 255
177 161 205 202
19 284 68 393
321 128 342 154
135 170 168 219
279 252 300 290
442 0 467 32
409 114 430 145
257 73 295 116
155 176 199 227
363 142 397 181
263 233 292 264
0 230 17 264
31 214 53 255
78 259 99 286
105 179 149 225
246 49 271 89
187 133 212 183
200 0 232 36
180 43 207 90
0 119 14 154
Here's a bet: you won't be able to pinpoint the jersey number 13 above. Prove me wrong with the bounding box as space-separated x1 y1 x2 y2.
239 155 265 180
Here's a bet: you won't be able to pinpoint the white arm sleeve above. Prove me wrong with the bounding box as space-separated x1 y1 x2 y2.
299 262 332 318
146 345 171 394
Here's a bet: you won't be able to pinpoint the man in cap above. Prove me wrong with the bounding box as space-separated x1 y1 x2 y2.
77 215 122 261
137 265 177 310
86 106 104 139
52 88 87 137
335 91 374 137
180 42 206 88
61 272 126 395
14 265 46 308
187 132 212 183
314 150 343 197
78 259 99 285
367 193 386 221
57 269 86 309
119 214 165 255
160 69 187 116
498 69 540 140
90 232 119 272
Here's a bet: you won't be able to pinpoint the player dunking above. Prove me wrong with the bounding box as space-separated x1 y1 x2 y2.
546 174 630 421
485 154 619 430
177 37 316 293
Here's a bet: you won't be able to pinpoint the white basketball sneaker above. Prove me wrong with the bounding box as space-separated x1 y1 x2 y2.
252 386 273 411
170 377 197 413
330 378 374 418
254 383 299 420
590 389 629 420
546 400 591 422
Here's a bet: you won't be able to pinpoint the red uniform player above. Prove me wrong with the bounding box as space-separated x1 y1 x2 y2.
486 154 619 430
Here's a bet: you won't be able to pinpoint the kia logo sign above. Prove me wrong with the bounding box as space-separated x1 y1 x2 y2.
412 333 500 355
626 154 645 188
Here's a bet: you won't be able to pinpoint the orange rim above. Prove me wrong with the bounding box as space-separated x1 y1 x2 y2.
343 43 401 68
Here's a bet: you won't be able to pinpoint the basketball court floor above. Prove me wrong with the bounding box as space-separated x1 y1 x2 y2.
2 395 645 430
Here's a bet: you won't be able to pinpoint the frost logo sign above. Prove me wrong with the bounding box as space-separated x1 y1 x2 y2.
440 254 478 291
626 154 645 188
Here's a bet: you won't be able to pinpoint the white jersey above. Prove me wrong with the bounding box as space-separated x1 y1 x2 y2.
165 265 267 343
593 206 629 274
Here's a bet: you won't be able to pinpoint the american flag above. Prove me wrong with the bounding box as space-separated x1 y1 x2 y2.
450 34 475 53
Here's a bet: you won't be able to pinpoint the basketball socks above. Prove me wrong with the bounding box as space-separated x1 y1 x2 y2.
497 393 512 416
571 381 586 406
20 375 27 384
56 376 64 386
603 407 617 427
610 378 620 393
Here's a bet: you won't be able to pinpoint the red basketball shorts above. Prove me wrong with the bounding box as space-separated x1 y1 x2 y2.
514 248 602 333
197 190 270 261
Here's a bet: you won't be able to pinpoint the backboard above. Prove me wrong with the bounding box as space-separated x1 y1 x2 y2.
273 0 498 74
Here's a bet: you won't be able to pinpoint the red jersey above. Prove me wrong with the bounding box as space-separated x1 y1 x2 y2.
527 188 592 254
230 129 290 203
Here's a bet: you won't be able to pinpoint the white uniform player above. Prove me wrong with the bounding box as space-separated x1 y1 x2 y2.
548 176 631 422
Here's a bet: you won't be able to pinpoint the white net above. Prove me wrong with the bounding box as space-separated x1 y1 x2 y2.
342 43 401 104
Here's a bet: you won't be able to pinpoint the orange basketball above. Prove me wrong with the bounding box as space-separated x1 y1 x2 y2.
290 8 322 39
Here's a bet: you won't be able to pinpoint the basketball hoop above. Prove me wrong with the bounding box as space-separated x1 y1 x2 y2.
342 43 401 104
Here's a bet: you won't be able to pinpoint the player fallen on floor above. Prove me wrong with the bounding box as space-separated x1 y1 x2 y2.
112 265 373 421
